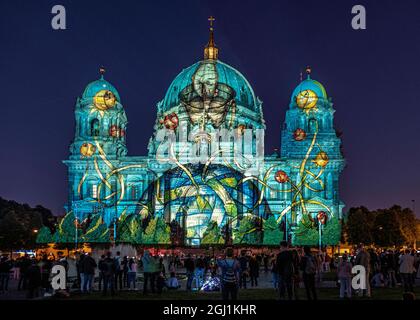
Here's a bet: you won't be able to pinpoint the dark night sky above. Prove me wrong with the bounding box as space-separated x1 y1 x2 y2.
0 0 419 216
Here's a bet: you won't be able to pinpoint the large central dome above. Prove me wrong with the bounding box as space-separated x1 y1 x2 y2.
162 60 258 113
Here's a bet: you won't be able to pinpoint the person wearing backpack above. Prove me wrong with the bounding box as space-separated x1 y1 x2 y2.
81 252 97 293
276 241 294 300
142 250 155 294
301 246 318 300
217 247 240 300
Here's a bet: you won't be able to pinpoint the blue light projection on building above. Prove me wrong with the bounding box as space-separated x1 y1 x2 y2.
37 20 345 247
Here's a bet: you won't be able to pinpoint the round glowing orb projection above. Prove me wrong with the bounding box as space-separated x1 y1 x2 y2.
313 151 329 167
80 143 96 157
93 90 117 111
161 113 179 130
317 211 328 225
293 128 307 141
274 170 289 183
296 89 318 110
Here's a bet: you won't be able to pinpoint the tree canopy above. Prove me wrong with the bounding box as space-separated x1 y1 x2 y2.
343 205 418 247
0 197 56 250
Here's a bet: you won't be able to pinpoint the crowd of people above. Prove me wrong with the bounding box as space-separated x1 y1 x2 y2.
0 243 419 300
0 252 69 298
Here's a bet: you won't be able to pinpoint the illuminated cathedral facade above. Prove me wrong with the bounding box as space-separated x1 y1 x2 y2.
38 21 345 247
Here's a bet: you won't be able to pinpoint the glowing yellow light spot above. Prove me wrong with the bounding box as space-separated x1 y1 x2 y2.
80 143 96 157
296 89 318 110
93 90 116 111
313 151 329 167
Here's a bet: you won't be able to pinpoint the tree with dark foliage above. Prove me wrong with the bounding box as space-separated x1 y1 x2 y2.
344 205 417 247
0 197 55 251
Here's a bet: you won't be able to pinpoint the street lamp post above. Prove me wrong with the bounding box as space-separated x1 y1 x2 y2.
284 215 288 242
74 203 79 253
318 220 322 252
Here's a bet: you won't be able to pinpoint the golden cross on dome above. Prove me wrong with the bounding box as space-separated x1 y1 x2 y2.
208 16 215 30
204 16 218 60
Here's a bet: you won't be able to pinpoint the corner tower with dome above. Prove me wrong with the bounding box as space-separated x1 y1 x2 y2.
41 19 345 247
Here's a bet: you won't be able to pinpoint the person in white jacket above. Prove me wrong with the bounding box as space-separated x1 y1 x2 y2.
399 249 415 293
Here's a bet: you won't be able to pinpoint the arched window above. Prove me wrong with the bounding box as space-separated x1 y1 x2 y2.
309 118 317 133
90 119 100 136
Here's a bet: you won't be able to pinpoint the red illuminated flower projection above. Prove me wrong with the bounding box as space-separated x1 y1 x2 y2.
317 211 328 225
109 125 119 137
293 128 307 141
109 125 125 138
161 113 179 130
274 170 289 183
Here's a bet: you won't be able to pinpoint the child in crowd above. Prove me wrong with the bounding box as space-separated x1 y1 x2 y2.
167 272 180 290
